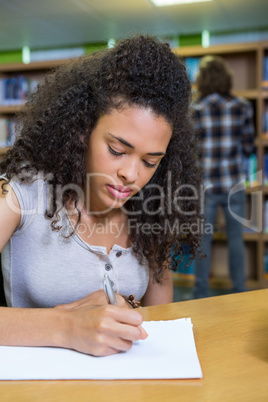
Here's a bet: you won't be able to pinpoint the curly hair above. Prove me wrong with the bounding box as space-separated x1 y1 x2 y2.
0 35 203 281
196 55 232 97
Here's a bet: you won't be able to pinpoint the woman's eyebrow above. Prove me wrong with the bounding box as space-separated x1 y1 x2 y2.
109 134 166 156
110 134 134 149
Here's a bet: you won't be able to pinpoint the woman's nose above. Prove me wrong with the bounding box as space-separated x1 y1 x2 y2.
118 158 139 183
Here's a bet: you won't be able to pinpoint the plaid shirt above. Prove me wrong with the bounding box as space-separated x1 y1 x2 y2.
191 93 255 193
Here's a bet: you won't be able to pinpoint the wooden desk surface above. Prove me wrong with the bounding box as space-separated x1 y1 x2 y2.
1 289 268 402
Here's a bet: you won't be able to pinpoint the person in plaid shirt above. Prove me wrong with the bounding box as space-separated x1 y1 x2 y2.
191 55 255 298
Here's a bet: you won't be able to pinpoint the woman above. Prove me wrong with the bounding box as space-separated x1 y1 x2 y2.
0 35 202 356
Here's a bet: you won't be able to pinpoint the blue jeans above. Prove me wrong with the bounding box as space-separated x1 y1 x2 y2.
194 191 246 299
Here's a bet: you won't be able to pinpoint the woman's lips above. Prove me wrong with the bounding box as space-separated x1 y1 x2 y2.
106 184 132 199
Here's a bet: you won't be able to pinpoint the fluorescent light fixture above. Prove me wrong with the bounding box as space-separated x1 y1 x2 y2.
22 46 30 64
108 38 116 48
151 0 213 6
202 30 210 48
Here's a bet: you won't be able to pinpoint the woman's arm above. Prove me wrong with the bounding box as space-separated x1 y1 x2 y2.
141 268 173 307
0 183 147 356
0 182 21 250
0 302 147 356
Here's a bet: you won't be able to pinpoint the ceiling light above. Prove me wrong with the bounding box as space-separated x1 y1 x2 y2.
151 0 213 6
22 46 30 64
202 30 210 48
108 38 116 48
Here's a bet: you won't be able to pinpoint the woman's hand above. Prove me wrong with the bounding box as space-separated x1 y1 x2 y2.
54 289 131 309
54 291 148 356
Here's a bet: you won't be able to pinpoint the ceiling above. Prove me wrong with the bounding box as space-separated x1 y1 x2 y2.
0 0 267 52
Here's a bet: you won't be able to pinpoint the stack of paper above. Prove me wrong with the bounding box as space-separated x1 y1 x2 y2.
0 318 202 380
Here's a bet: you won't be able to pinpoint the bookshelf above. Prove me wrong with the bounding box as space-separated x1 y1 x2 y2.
1 44 268 290
173 41 268 290
0 59 71 147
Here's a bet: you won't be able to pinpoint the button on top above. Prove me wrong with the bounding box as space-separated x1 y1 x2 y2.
116 251 122 257
105 263 112 271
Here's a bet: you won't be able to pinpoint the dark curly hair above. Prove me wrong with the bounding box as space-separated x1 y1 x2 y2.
196 55 232 97
0 35 203 281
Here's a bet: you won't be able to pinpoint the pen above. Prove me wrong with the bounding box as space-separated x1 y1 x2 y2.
103 274 148 340
103 273 117 305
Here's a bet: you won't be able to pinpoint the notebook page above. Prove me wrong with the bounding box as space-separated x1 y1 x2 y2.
0 318 202 380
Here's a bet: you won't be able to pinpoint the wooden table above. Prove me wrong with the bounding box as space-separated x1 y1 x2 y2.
1 289 268 402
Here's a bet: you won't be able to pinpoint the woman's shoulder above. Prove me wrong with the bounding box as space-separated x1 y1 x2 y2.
8 175 46 202
1 175 48 226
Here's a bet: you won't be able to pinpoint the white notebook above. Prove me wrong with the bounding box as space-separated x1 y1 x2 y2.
0 318 202 380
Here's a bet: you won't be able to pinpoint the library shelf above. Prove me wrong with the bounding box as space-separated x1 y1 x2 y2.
209 277 259 290
175 40 268 289
233 89 259 99
0 147 10 155
213 232 260 242
173 42 260 57
260 138 268 147
172 273 259 291
261 91 268 99
0 61 71 150
0 105 23 114
245 185 263 193
0 59 70 73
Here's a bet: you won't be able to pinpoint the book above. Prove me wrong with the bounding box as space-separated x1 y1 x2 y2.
184 57 201 84
264 252 268 280
262 105 268 135
0 75 40 105
172 245 195 280
262 54 268 89
0 118 7 147
264 200 268 234
0 117 16 146
264 154 268 186
249 153 258 186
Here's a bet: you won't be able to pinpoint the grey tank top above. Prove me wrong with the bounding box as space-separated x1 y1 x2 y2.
1 178 149 308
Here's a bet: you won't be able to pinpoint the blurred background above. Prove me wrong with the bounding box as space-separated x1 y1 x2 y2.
0 0 268 303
